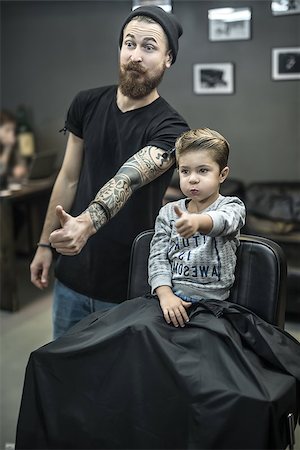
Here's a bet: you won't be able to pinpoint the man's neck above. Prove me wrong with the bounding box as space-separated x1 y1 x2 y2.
116 87 160 113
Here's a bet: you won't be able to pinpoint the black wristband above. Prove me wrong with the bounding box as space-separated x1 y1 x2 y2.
88 200 111 221
37 242 52 249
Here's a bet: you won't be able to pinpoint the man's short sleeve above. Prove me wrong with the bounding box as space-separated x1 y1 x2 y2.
147 113 189 153
65 91 85 139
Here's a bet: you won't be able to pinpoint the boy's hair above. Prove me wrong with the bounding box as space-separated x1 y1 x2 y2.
175 128 230 171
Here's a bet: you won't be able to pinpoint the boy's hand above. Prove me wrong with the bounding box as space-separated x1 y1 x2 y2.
159 292 191 327
174 205 201 238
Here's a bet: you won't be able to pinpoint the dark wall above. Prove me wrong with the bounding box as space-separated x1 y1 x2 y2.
2 0 300 181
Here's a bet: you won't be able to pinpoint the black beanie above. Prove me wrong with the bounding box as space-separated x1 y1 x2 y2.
119 6 183 65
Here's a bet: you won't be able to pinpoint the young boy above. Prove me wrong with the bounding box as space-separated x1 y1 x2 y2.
16 129 300 450
149 128 245 327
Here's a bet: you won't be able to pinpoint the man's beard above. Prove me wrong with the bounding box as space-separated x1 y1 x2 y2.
119 61 166 99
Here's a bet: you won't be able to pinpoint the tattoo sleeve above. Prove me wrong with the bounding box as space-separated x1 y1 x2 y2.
86 146 175 231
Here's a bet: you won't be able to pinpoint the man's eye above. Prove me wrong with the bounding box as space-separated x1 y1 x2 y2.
125 41 135 48
200 168 208 174
144 45 155 51
180 169 188 174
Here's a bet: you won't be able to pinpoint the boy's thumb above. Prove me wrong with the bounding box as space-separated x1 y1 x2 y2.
56 205 70 227
174 205 183 218
182 301 192 308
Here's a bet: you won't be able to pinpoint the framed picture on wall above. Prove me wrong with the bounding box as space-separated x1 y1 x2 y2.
208 7 251 41
132 0 172 12
271 0 300 15
272 47 300 80
193 63 234 94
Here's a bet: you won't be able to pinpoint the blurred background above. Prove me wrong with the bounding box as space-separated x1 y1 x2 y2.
1 0 300 448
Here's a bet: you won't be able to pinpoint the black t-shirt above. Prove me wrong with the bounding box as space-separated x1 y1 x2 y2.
55 85 189 301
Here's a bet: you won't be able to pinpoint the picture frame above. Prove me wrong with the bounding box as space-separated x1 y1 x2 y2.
193 63 234 95
272 47 300 80
208 7 252 42
271 0 300 15
132 0 172 12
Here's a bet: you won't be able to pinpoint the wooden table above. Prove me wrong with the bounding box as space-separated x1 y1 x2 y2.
0 178 54 311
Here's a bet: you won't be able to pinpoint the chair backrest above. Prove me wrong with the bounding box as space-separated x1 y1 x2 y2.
127 231 287 328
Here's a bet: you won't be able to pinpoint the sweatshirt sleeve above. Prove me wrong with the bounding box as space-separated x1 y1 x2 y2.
148 206 173 294
206 197 246 237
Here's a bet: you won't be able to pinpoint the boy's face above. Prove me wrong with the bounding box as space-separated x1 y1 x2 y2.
178 150 229 205
119 19 172 98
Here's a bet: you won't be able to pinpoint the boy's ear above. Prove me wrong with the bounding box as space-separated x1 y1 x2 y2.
219 166 229 183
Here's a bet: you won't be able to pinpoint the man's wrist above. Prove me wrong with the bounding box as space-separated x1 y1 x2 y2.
79 210 97 236
86 202 108 232
37 242 52 250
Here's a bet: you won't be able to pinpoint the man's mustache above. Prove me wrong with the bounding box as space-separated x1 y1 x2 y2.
123 62 146 74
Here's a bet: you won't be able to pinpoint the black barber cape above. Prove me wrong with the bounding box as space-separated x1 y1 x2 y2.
55 86 189 302
16 296 300 450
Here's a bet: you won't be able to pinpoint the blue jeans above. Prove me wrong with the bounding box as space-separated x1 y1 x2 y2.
53 280 117 339
174 290 204 304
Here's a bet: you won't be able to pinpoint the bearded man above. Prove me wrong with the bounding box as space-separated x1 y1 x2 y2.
30 6 189 339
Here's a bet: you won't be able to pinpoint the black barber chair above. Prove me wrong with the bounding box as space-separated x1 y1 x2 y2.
127 231 297 450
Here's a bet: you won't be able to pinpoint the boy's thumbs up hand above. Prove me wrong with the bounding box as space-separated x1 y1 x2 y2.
174 204 201 239
174 205 183 218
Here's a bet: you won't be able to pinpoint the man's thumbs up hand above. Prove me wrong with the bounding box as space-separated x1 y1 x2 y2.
49 207 96 256
174 205 201 239
55 205 72 227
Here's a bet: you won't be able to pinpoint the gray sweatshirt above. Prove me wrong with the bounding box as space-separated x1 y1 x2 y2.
148 195 246 301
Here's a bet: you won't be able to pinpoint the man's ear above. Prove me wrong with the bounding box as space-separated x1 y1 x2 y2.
166 50 173 68
220 166 229 183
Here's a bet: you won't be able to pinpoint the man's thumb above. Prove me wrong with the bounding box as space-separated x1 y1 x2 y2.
56 205 71 227
174 205 183 218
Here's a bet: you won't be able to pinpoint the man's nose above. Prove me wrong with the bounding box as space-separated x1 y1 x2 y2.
130 47 143 62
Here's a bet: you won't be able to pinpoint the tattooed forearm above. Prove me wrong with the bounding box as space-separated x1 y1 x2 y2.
87 145 174 231
88 173 132 230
